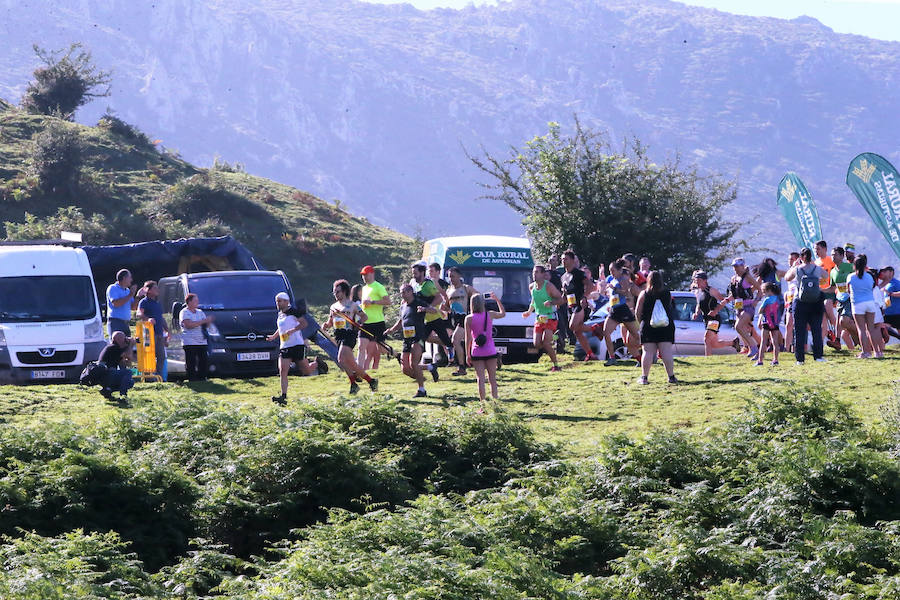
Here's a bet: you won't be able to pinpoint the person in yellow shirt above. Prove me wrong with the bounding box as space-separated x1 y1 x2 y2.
359 265 391 370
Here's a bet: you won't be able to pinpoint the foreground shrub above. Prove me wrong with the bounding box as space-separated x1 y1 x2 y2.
29 121 83 194
0 530 160 599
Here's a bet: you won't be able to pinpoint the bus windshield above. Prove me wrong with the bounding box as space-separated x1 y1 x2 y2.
455 268 532 311
188 275 289 310
0 276 96 322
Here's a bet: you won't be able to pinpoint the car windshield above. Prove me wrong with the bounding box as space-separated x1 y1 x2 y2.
188 275 288 310
0 276 96 322
455 267 532 311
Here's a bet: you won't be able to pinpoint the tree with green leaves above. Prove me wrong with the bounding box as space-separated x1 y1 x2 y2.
21 43 111 118
469 121 741 286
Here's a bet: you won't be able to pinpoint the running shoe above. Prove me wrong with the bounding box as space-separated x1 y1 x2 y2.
315 355 329 374
637 375 649 385
550 365 562 372
603 357 616 366
826 338 842 351
349 382 360 395
413 389 427 398
747 347 759 360
796 361 804 365
369 378 378 392
754 361 763 366
451 369 467 376
100 387 113 400
731 338 741 353
271 394 287 406
856 352 870 359
875 352 884 359
771 360 779 366
814 357 827 362
667 375 679 384
430 365 440 382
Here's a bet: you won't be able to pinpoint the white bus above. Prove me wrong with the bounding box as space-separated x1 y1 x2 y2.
421 235 538 361
0 245 105 383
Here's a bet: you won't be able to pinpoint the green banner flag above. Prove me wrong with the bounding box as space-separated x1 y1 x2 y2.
776 172 822 250
846 153 900 261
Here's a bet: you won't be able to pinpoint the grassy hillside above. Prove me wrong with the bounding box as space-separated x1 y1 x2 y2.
0 351 899 597
0 101 417 306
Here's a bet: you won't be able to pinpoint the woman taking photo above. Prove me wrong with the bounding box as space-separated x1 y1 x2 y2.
634 271 677 385
465 292 506 410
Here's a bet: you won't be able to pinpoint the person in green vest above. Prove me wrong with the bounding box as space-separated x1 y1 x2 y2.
522 265 564 371
359 265 392 370
829 246 858 351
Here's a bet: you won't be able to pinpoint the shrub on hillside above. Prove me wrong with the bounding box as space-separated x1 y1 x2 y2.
29 121 84 195
97 111 151 146
4 207 111 243
21 43 110 118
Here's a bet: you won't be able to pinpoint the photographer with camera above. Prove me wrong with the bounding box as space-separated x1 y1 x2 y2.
97 331 134 402
464 291 506 410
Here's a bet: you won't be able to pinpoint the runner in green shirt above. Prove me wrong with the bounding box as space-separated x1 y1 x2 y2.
829 246 858 351
359 265 392 370
411 262 452 382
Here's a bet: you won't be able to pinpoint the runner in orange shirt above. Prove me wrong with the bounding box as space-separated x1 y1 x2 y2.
814 240 838 349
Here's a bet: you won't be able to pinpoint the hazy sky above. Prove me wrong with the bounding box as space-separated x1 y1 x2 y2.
362 0 900 42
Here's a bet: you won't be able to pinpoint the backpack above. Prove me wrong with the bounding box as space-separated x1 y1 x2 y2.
798 265 822 303
79 361 108 387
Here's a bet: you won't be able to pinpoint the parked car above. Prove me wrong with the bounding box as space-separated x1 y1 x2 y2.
574 291 740 359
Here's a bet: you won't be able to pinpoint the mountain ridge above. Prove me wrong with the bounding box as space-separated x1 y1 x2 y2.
1 0 899 263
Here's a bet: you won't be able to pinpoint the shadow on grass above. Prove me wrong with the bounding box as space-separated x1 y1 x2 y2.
183 380 242 394
527 411 622 423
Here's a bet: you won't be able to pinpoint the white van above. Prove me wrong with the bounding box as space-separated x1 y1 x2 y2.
421 235 538 360
0 245 106 383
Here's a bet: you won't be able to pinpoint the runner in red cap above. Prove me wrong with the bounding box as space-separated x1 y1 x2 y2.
359 265 391 370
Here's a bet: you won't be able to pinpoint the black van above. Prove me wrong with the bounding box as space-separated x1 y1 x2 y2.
158 270 296 377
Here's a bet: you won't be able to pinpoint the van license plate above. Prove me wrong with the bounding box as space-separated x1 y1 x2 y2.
237 352 270 361
496 346 507 354
32 370 66 379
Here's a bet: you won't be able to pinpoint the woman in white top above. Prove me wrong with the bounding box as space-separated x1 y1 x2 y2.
179 293 214 381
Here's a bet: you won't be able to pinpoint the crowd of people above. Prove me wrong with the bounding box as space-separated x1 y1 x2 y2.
91 240 900 407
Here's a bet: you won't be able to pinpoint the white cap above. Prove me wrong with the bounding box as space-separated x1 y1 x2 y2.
274 292 290 303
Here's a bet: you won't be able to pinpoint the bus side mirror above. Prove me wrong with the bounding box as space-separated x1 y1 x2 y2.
171 302 184 330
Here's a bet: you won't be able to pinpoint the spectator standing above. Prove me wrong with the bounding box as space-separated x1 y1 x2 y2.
634 271 677 384
465 292 506 409
137 280 169 381
106 268 144 338
179 293 212 381
847 255 881 358
878 267 900 333
783 248 827 364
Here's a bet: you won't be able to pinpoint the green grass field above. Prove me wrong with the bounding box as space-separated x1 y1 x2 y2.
4 346 898 457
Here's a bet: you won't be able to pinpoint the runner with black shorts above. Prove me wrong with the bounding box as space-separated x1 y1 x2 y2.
267 292 325 404
691 271 740 356
359 265 391 370
411 263 450 381
386 284 431 398
428 262 455 365
324 279 377 395
560 250 597 361
600 259 642 365
447 267 477 376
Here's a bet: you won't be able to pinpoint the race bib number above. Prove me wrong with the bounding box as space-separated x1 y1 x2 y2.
837 283 848 294
566 293 576 307
537 314 549 324
334 317 347 329
609 294 619 306
402 326 416 339
734 298 744 311
280 332 289 342
706 320 720 333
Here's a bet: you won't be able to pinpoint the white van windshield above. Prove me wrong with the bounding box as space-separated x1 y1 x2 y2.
0 276 96 322
188 275 289 310
458 268 532 311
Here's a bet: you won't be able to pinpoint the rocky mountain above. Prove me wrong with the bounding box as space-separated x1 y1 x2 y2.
2 0 899 264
